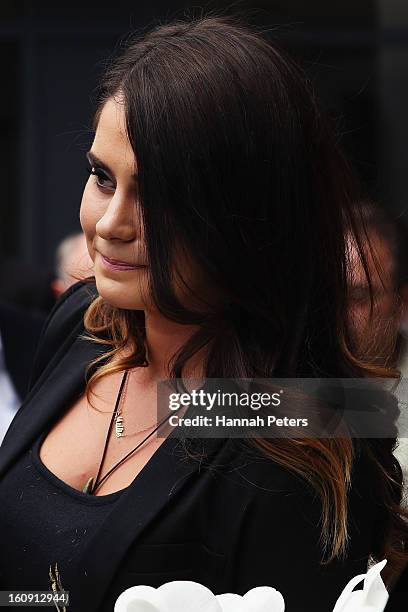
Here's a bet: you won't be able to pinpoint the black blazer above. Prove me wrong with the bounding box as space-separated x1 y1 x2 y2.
0 281 380 612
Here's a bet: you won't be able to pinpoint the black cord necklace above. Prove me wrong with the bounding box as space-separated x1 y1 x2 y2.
83 371 175 495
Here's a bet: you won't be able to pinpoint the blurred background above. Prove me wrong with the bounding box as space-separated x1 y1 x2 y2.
1 1 408 451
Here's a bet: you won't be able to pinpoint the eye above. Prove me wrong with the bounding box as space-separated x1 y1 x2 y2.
86 164 115 191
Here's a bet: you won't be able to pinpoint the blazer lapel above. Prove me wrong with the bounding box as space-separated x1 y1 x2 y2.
75 432 227 612
0 327 110 478
0 317 228 611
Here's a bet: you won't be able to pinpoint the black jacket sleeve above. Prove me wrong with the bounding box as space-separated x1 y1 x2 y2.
230 447 377 612
28 280 98 393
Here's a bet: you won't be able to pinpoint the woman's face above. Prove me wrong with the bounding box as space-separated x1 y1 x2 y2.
80 97 218 312
80 97 151 310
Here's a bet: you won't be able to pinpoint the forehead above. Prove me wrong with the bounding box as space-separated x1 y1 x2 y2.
92 97 136 172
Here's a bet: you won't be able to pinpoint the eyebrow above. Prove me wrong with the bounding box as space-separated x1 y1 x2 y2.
86 150 139 180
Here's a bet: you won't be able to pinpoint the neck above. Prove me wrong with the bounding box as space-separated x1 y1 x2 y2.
140 308 208 383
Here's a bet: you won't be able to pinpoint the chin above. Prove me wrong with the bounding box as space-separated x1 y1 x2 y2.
94 275 147 311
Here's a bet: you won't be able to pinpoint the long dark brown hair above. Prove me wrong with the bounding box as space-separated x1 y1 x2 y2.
81 15 408 584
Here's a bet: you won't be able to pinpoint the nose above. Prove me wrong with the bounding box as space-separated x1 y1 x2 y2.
95 190 141 242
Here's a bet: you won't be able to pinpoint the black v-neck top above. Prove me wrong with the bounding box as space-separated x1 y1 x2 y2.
0 429 125 601
0 282 384 612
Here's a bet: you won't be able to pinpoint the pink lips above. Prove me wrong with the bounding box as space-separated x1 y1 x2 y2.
100 254 147 272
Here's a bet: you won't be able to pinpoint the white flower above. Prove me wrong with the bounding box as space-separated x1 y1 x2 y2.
332 559 389 612
216 587 285 612
114 560 388 612
114 582 222 612
114 582 284 612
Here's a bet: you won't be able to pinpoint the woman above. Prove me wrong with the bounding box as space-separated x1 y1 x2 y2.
0 15 407 612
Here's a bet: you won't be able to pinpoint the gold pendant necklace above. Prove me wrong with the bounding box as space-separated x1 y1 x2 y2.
114 364 129 437
81 372 128 494
82 370 176 495
82 477 94 494
115 411 125 438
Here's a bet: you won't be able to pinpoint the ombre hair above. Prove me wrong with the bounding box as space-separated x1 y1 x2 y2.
81 15 408 583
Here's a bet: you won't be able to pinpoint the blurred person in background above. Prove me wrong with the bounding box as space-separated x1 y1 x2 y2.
0 232 93 443
50 231 94 299
0 325 21 443
0 301 45 442
346 201 408 491
0 256 55 316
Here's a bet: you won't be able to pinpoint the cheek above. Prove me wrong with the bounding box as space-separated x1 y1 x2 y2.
80 181 103 260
